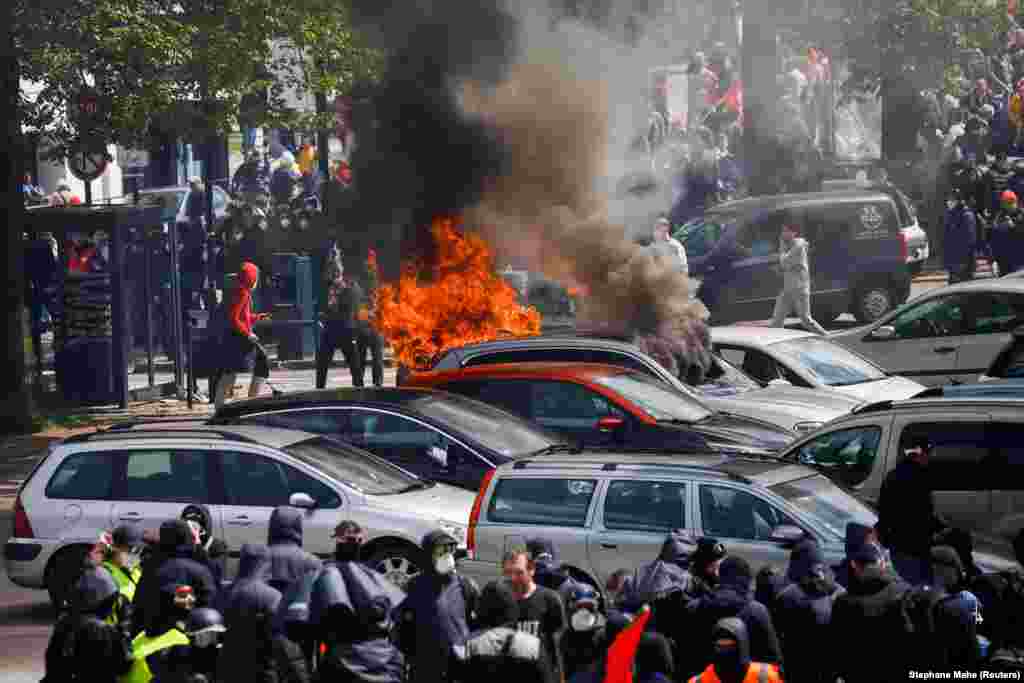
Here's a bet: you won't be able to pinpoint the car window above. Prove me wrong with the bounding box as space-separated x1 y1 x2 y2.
530 381 625 428
590 372 712 422
283 437 421 496
488 477 596 527
770 474 878 540
963 293 1024 335
738 212 786 257
464 350 588 366
118 450 210 503
603 480 686 532
701 354 760 390
242 409 343 434
793 426 883 488
716 345 793 386
439 379 533 418
898 422 993 490
219 450 339 507
771 337 887 387
46 452 114 500
888 295 966 339
349 411 440 449
990 341 1024 379
586 350 662 377
699 484 798 541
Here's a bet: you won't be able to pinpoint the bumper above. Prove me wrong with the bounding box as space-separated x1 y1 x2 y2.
4 539 57 590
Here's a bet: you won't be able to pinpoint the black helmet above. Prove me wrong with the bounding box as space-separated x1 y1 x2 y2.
185 607 226 648
74 566 119 615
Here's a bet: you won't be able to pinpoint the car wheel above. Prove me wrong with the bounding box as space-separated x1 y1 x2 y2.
853 284 895 323
368 544 424 590
45 545 91 616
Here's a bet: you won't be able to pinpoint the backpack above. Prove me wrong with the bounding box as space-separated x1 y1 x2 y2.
898 586 952 669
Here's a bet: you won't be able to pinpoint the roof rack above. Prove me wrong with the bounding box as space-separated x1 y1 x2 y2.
509 458 749 482
106 417 211 430
851 399 894 415
63 426 257 444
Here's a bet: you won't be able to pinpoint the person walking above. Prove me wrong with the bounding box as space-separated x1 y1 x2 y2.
943 190 979 284
649 216 688 273
316 248 363 389
213 261 272 408
770 223 827 334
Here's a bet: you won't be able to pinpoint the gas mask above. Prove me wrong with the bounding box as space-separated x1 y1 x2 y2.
570 608 598 632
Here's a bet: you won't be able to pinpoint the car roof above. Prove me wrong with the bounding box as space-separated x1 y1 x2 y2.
498 452 818 487
63 423 317 449
440 334 642 357
848 395 1024 416
412 362 633 384
923 278 1024 296
711 325 816 346
706 190 893 217
212 387 448 419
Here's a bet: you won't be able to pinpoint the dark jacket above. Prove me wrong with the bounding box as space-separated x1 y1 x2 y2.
991 209 1024 275
398 573 472 681
878 459 941 557
683 565 782 679
773 542 844 683
42 614 133 683
943 203 978 273
829 568 912 682
133 521 217 635
266 507 322 594
220 570 282 683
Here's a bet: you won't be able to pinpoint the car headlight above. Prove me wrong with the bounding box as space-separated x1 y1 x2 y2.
794 422 823 434
438 520 468 547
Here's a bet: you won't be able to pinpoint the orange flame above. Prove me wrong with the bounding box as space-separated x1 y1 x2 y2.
375 217 542 369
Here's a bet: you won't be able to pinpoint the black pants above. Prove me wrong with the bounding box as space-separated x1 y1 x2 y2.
317 323 360 388
356 327 385 387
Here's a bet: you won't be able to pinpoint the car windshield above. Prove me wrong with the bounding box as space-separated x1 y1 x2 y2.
407 395 558 458
592 371 712 422
284 437 420 495
770 474 877 540
771 337 887 386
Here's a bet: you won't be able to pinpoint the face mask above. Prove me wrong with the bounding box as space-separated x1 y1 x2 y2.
434 553 456 576
334 541 362 563
571 609 598 632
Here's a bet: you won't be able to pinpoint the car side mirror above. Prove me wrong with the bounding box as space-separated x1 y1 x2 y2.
770 524 806 546
871 325 896 340
289 492 316 509
597 416 625 433
454 548 469 561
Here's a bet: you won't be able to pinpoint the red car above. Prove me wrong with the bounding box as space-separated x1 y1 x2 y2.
406 362 793 453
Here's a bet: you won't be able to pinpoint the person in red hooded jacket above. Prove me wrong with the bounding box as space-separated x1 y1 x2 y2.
214 261 272 408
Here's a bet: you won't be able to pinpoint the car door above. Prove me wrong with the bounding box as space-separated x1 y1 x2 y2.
345 408 488 490
527 380 631 446
587 479 690 587
109 449 218 540
215 449 346 574
727 212 786 313
955 292 1024 380
696 482 804 572
41 450 117 542
789 424 886 494
888 419 992 534
855 294 969 385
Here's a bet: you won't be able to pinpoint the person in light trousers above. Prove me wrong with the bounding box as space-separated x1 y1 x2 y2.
770 223 827 334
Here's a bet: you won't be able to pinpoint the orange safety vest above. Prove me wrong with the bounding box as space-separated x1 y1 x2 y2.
688 662 783 683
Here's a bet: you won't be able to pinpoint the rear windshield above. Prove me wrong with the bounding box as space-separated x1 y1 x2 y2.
771 337 886 387
592 372 712 423
770 474 877 540
488 477 596 527
406 394 557 458
284 437 420 496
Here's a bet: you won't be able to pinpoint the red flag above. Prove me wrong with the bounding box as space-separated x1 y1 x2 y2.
603 607 652 683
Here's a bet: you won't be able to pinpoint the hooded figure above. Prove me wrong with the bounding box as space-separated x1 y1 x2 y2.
214 261 271 408
773 540 844 683
43 567 133 683
562 584 607 679
683 556 782 679
461 581 556 683
686 617 782 683
622 530 695 635
919 546 981 672
528 537 580 600
272 569 320 683
133 520 217 636
690 537 727 598
266 506 322 595
397 530 478 682
310 561 406 683
636 631 675 683
219 547 283 683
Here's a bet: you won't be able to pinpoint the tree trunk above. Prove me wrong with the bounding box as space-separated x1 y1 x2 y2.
1 13 36 434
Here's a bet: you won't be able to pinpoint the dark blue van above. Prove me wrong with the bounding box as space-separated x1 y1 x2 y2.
677 190 917 324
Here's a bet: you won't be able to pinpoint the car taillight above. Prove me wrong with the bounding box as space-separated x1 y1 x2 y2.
13 495 34 539
467 469 495 556
899 231 909 262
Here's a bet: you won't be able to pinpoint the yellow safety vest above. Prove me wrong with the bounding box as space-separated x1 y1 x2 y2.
102 561 141 603
118 628 190 683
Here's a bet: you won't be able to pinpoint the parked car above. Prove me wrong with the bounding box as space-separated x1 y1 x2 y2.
138 185 231 228
819 180 929 276
210 387 570 491
423 334 864 434
912 380 1024 399
404 362 795 453
4 424 475 606
828 278 1024 387
777 396 1024 561
677 190 917 323
979 326 1024 381
711 326 924 401
457 453 879 592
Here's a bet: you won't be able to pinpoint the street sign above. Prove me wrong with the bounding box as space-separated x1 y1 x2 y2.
68 141 110 182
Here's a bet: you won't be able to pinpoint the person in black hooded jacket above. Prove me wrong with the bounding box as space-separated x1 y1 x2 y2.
772 539 844 683
686 617 783 683
620 530 696 639
683 556 783 680
133 520 217 636
266 506 322 594
528 537 581 603
219 544 282 683
43 566 133 683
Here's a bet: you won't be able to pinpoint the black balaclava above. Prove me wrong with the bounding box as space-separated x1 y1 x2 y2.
334 539 362 563
636 631 674 679
711 617 752 683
